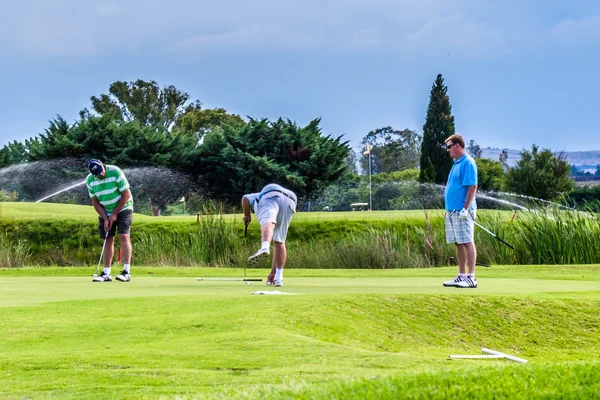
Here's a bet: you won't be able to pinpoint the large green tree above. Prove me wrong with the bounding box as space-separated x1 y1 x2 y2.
476 158 506 192
196 118 350 204
419 74 455 184
87 79 198 128
360 127 421 174
506 144 573 201
173 108 246 141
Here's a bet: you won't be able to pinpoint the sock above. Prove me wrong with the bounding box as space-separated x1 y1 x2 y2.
261 241 270 251
104 267 111 275
275 268 283 280
459 273 467 279
468 274 475 279
124 264 130 273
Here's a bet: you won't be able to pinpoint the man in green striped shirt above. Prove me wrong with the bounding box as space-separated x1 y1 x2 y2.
86 159 134 283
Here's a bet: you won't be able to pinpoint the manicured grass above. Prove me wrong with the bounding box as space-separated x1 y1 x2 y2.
1 266 599 399
0 201 500 223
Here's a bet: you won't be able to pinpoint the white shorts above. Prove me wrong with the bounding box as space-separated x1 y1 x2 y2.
256 195 295 243
445 210 476 244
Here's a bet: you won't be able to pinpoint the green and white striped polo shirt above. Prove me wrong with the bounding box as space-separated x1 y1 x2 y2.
86 165 134 216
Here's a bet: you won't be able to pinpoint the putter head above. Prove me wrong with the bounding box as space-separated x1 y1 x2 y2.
92 274 98 277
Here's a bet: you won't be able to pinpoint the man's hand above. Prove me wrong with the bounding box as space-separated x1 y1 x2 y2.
459 208 469 221
243 215 251 226
267 270 275 285
107 213 118 232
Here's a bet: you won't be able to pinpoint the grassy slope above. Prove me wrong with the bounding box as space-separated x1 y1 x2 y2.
0 201 506 223
0 266 599 399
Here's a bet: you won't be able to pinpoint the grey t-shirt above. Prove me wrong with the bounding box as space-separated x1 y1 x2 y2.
244 183 297 213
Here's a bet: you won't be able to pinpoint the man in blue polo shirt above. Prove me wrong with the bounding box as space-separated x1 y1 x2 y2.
442 134 479 288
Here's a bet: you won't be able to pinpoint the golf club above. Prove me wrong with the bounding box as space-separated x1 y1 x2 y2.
196 278 262 281
451 256 491 267
93 231 110 277
471 218 515 250
244 221 249 279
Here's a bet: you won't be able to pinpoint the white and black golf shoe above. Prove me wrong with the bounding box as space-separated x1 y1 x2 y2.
457 277 478 288
274 279 284 287
443 276 465 287
248 248 269 265
92 272 112 282
115 270 130 282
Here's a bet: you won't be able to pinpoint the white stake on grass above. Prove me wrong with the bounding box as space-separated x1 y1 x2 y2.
449 348 528 363
449 355 505 359
482 348 528 363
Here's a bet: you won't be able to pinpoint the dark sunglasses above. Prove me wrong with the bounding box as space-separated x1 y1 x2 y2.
443 143 457 150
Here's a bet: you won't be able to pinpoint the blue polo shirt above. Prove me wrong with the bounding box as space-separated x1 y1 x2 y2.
445 154 478 211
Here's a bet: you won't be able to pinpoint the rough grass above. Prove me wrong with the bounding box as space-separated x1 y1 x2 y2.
0 266 599 399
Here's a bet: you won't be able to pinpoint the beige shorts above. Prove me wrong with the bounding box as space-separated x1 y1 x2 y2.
256 195 295 243
445 210 476 244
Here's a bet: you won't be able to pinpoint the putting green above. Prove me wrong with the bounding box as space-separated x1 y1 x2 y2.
2 275 599 307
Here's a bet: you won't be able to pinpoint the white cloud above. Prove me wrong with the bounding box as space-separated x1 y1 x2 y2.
396 13 515 59
549 15 600 44
0 0 595 60
95 3 123 17
173 25 324 51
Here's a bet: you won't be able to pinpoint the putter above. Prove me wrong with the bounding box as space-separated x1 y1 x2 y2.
244 221 249 279
471 219 515 250
196 278 262 281
454 210 515 250
93 231 110 277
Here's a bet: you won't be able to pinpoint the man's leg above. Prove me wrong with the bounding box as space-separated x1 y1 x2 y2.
249 222 275 266
116 234 132 282
456 241 478 288
104 236 115 270
261 222 275 243
119 234 132 264
455 243 467 275
272 241 286 286
464 241 477 275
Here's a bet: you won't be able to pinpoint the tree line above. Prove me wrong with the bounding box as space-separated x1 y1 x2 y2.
0 76 581 213
0 80 350 212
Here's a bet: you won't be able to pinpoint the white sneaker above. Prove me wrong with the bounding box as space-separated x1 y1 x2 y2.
93 272 112 282
115 270 130 282
248 248 269 265
457 277 478 288
443 276 465 287
274 279 283 287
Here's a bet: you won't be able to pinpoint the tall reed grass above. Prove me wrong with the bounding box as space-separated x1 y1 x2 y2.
0 233 32 268
133 203 244 266
2 207 600 268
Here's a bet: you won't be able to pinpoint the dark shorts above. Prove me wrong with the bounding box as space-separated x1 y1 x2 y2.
98 210 133 238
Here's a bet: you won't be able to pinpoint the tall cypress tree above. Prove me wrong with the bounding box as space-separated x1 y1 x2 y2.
419 74 455 184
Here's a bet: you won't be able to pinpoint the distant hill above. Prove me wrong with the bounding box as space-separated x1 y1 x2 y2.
480 147 600 172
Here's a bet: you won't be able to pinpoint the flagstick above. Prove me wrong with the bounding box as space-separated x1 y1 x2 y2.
368 148 372 211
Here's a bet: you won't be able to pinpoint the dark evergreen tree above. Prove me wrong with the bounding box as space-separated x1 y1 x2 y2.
196 118 350 204
419 74 455 184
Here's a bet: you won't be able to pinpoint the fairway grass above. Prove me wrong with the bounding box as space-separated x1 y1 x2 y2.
1 266 599 399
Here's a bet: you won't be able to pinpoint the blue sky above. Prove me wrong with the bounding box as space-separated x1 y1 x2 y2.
1 0 599 154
